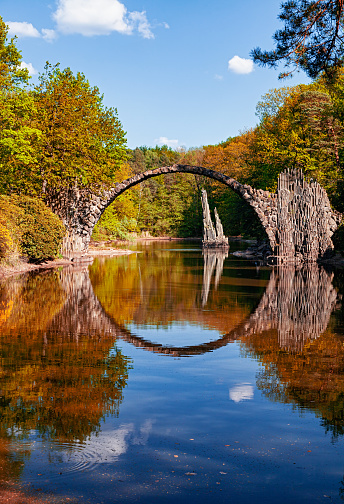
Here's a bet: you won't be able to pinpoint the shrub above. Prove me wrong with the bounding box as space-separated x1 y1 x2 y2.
0 195 65 262
0 198 23 262
0 220 13 258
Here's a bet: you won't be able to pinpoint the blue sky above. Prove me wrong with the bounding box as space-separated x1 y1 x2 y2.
1 0 310 149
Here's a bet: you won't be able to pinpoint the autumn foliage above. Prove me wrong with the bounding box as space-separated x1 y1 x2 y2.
0 195 65 262
0 13 344 249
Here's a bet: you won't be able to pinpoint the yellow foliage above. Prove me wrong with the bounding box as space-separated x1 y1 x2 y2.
0 221 13 258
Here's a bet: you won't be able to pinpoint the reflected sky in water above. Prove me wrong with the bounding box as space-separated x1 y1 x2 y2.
0 241 344 503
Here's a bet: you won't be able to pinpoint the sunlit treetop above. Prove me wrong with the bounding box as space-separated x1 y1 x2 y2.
251 0 344 81
0 16 29 91
34 63 127 189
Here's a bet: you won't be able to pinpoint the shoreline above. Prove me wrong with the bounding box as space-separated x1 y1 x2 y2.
0 248 134 279
1 238 344 278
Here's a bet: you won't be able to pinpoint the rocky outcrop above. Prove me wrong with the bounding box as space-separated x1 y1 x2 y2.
201 189 229 248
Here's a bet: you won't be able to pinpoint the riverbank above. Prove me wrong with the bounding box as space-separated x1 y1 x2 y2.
0 248 134 278
1 237 344 278
232 246 344 267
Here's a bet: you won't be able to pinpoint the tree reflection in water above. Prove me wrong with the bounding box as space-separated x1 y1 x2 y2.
90 256 344 439
1 261 342 443
0 268 130 444
0 257 343 470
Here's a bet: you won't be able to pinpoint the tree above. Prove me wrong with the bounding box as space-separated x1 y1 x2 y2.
0 16 28 91
248 83 343 186
0 16 41 195
251 0 344 81
34 63 127 191
0 195 65 262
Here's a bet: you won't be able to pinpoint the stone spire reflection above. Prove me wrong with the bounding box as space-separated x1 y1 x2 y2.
201 249 228 307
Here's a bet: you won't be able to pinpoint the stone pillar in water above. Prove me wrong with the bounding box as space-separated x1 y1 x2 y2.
201 189 229 248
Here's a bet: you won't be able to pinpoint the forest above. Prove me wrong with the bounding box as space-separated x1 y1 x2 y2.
1 10 344 264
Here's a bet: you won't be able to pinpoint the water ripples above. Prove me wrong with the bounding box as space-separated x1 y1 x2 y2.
11 421 153 480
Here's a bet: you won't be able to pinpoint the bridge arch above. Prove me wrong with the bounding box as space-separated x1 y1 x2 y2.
64 164 275 255
47 164 341 263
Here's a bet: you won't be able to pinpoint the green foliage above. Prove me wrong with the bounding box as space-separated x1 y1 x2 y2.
13 196 66 261
92 162 138 240
251 0 344 81
248 83 343 192
0 195 65 262
124 146 203 237
0 16 29 90
0 17 42 195
34 63 127 190
93 199 137 241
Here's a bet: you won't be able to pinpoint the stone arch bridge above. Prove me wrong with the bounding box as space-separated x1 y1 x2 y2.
46 165 342 264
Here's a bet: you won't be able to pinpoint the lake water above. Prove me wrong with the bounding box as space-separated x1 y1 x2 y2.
1 241 344 503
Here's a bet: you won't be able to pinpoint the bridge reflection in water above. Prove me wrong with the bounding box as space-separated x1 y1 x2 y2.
200 250 339 352
1 260 338 356
105 261 338 357
0 258 342 443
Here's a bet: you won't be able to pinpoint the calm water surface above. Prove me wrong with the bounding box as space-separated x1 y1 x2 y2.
1 241 344 503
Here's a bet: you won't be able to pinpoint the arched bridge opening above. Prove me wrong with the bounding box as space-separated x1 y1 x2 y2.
46 165 342 264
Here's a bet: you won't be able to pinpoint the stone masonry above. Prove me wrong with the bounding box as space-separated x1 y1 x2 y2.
45 165 342 263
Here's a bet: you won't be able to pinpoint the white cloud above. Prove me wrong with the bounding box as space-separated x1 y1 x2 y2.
155 136 179 148
129 11 154 39
214 74 223 80
20 61 38 76
229 383 254 403
7 21 57 43
7 21 41 38
53 0 154 38
42 28 57 42
228 55 254 75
